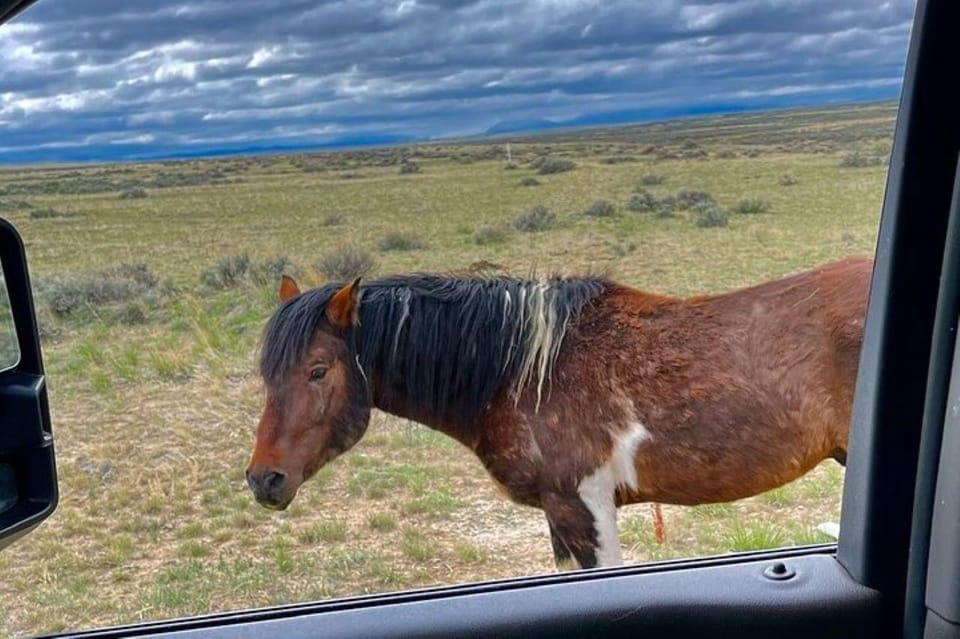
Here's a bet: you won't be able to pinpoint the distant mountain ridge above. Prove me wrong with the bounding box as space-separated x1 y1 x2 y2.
0 94 901 165
485 119 563 135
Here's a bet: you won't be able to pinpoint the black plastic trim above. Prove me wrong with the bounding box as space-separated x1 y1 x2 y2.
47 550 878 639
924 171 960 625
0 0 37 25
0 218 57 550
0 220 44 377
906 155 960 639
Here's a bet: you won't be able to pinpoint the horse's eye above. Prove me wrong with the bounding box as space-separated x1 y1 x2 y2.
309 367 328 381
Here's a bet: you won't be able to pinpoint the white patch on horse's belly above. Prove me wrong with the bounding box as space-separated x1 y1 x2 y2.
576 421 651 567
611 421 650 491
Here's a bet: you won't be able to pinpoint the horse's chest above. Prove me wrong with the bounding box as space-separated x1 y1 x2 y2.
475 442 543 506
475 408 651 508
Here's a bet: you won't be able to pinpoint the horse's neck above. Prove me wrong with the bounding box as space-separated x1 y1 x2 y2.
368 372 478 448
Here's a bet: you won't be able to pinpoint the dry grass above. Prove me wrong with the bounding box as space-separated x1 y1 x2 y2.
0 102 894 636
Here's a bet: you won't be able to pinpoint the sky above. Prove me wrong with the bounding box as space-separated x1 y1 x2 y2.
0 1 917 163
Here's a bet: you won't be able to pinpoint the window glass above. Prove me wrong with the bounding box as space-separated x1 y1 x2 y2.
0 1 915 635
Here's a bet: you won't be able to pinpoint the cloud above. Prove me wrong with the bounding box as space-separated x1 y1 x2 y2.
0 0 916 162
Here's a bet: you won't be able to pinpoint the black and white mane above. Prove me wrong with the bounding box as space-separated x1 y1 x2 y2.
260 274 606 424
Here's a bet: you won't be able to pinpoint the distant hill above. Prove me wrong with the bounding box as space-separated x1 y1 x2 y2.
485 119 562 135
0 98 900 165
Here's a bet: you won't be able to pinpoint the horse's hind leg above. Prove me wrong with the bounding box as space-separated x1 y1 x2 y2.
542 487 621 570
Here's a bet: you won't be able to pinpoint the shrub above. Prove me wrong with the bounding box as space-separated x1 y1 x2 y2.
839 151 883 168
473 226 508 245
113 262 160 288
504 162 518 170
680 148 709 159
657 195 677 216
512 205 556 232
29 207 66 219
119 187 148 199
691 203 729 228
535 157 575 175
676 190 716 210
583 200 617 218
732 198 771 215
199 253 297 289
41 263 159 317
322 212 345 226
466 259 507 273
626 190 674 217
249 256 297 286
0 198 33 210
201 253 251 289
519 177 541 187
778 174 800 186
626 190 659 213
639 174 666 186
399 160 421 174
110 301 150 326
377 232 428 252
315 247 378 280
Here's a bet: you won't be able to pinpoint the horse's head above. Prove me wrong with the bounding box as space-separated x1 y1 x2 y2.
246 276 371 510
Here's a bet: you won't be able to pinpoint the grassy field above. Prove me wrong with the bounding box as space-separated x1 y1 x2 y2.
0 101 894 636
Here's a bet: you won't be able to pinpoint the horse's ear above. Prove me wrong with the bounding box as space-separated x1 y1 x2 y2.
326 277 362 328
278 275 302 303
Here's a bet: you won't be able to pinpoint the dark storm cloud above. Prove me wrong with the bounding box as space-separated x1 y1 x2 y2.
0 0 915 162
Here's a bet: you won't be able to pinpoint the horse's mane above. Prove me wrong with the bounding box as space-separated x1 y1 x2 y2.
259 273 606 424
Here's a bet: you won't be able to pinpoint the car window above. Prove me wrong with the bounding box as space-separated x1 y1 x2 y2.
0 1 916 635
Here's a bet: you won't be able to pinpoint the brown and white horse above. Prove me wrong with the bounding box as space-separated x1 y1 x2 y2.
246 257 870 569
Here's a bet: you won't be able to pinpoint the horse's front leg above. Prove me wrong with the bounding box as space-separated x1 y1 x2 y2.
547 520 578 571
542 477 621 570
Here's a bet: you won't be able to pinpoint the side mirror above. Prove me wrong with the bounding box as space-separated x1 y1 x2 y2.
0 217 57 551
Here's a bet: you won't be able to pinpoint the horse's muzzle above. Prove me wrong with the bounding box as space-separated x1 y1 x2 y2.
246 468 293 510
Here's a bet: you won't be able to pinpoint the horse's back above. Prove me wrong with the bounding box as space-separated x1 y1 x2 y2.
712 256 871 448
603 258 871 504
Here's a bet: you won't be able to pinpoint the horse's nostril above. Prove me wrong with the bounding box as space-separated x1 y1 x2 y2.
263 470 286 491
247 469 287 496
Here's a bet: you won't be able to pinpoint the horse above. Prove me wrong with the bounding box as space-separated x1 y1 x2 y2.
246 257 870 570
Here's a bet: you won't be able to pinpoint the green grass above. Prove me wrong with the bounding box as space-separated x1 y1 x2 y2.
0 102 888 636
403 489 464 518
401 527 437 562
724 522 787 552
454 541 487 564
367 512 398 532
347 463 432 499
298 519 349 544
